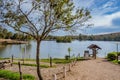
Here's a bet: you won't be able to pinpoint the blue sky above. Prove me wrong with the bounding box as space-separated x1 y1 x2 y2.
74 0 120 35
2 0 120 35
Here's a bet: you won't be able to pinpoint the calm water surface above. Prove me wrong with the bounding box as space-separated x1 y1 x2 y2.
0 41 120 59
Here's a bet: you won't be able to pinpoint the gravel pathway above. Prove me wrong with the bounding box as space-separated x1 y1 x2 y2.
66 58 120 80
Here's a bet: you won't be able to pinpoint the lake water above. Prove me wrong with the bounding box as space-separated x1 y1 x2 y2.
0 40 120 59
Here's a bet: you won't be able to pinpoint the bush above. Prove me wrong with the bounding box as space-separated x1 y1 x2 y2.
65 55 70 60
118 61 120 64
107 52 117 61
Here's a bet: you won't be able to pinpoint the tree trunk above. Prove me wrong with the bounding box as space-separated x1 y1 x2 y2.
36 40 43 80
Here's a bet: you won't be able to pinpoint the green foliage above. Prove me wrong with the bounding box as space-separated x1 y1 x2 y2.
1 0 91 40
0 70 35 80
107 52 120 61
1 0 91 79
65 55 70 60
111 60 120 64
118 61 120 64
112 60 118 64
107 52 117 61
56 36 72 43
77 32 120 41
0 27 32 40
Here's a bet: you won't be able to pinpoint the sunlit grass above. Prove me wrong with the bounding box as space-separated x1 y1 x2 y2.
0 70 35 80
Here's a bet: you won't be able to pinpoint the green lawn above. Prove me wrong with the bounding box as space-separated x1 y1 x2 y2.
41 58 71 64
0 70 35 80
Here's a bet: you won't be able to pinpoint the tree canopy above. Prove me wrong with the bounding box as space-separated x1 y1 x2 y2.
0 0 91 40
0 0 91 79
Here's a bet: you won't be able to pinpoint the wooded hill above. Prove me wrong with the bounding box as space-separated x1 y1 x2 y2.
46 32 120 41
78 32 120 41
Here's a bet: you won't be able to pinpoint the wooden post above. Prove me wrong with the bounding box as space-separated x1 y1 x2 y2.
22 59 24 64
11 55 14 66
50 57 52 67
52 74 57 80
12 55 14 62
69 63 71 71
18 62 22 80
116 43 119 61
63 66 66 79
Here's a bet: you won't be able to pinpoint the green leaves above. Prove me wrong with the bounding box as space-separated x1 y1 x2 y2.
36 0 41 2
1 0 91 39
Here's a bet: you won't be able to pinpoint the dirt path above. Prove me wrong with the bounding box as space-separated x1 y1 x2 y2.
2 58 120 80
66 58 120 80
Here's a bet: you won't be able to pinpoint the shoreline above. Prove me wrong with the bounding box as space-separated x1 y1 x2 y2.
0 39 28 44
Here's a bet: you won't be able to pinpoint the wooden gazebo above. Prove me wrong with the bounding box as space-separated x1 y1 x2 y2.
88 44 101 59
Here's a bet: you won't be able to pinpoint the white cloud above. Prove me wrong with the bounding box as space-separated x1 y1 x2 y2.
102 0 115 8
91 11 120 28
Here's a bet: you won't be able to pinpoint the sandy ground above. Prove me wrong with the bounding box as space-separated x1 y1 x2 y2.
66 58 120 80
1 58 120 80
0 39 27 44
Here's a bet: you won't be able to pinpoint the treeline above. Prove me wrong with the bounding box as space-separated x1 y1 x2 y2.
78 33 120 41
1 26 120 41
46 32 120 41
0 27 32 41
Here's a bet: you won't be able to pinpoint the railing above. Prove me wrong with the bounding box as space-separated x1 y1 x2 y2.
43 54 80 80
3 54 80 80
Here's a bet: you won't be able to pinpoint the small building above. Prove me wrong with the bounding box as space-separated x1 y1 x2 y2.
88 44 101 59
84 50 90 59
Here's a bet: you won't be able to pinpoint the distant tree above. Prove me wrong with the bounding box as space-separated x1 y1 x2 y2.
2 28 8 38
68 47 71 60
0 0 91 79
12 33 19 40
79 34 82 40
6 32 13 39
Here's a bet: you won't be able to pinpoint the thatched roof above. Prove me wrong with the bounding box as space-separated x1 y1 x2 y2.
88 44 101 49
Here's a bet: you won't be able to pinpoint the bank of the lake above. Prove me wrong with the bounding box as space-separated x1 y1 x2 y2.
0 39 28 44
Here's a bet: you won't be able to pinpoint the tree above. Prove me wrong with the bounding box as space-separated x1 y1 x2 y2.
0 0 91 79
68 47 71 61
6 32 13 39
2 28 8 38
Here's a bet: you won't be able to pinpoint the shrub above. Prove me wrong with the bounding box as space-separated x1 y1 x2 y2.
107 52 116 61
118 61 120 64
65 55 70 60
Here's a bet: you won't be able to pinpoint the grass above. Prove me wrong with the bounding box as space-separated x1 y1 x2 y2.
41 58 70 64
0 57 84 64
0 70 35 80
41 57 84 64
112 60 118 64
0 57 10 60
13 62 50 68
111 60 120 64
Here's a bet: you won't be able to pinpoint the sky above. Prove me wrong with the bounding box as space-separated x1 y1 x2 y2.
74 0 120 35
1 0 120 35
